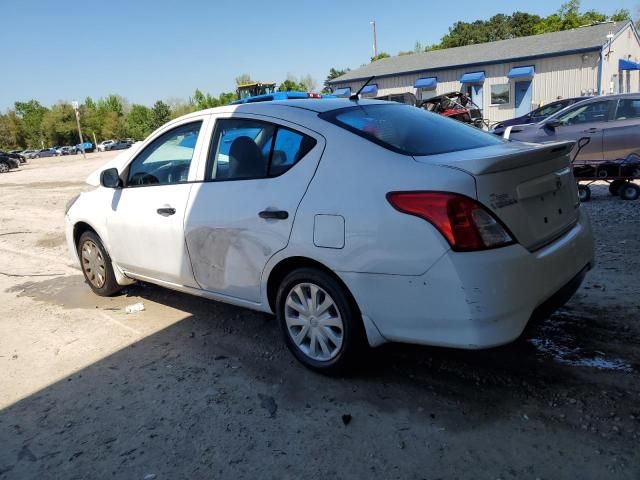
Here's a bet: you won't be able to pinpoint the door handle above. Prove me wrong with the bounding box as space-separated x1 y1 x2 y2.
259 210 288 220
157 207 176 216
583 128 599 133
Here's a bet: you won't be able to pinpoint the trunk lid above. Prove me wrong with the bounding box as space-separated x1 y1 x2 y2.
414 141 580 251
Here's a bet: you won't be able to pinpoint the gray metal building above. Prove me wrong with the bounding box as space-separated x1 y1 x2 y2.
329 22 640 123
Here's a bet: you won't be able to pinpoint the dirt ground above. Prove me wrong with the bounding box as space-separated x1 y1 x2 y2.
0 152 639 479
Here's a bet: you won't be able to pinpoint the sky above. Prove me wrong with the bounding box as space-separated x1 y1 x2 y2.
0 0 637 110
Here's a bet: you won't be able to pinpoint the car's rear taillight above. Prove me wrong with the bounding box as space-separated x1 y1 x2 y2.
308 92 321 98
386 191 514 251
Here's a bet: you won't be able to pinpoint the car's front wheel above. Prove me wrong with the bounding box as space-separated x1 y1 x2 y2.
276 268 365 374
77 231 122 296
0 162 9 173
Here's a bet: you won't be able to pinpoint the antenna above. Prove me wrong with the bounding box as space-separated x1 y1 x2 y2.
350 76 375 101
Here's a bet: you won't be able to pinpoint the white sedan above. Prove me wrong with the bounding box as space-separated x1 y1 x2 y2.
64 99 594 373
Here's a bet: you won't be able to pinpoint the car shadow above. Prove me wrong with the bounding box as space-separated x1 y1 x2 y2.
1 276 637 478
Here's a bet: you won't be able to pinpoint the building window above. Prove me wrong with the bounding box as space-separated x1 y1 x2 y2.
490 84 510 105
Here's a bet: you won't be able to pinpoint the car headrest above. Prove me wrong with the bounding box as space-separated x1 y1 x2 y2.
229 136 265 179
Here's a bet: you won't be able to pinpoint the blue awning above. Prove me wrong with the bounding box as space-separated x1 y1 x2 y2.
414 77 437 89
460 71 485 84
333 87 351 97
361 84 378 95
507 66 535 79
619 58 640 70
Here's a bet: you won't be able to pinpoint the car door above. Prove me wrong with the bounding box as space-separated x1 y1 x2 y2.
106 116 210 286
539 99 612 162
602 97 640 161
184 115 325 303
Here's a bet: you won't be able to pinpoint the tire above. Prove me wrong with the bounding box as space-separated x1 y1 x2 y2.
619 183 640 201
578 184 591 202
0 162 9 173
276 268 366 374
77 231 123 296
34 154 40 158
609 180 625 196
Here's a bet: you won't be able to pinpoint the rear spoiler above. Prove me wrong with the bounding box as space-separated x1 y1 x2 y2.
471 141 575 175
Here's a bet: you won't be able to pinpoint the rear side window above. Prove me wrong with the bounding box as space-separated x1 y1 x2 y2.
614 98 640 120
207 119 316 180
320 104 502 156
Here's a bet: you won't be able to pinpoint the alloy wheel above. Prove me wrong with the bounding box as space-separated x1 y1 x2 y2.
284 282 344 361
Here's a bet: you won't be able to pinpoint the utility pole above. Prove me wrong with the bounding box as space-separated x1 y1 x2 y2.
370 20 378 59
72 101 86 160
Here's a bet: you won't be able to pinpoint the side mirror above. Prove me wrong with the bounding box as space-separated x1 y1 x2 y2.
100 168 122 189
545 119 561 129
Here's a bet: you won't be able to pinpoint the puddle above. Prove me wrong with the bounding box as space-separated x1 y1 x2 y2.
528 312 634 372
6 275 132 310
528 337 633 372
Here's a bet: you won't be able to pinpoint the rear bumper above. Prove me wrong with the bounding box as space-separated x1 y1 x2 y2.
340 207 594 349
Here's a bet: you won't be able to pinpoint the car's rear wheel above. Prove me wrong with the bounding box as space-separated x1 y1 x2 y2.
77 231 122 296
276 268 365 374
619 182 640 201
0 162 9 173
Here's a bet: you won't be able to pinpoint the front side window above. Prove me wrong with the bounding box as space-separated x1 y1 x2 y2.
614 98 640 120
207 119 316 180
490 84 510 105
556 101 610 126
127 121 201 186
320 104 503 156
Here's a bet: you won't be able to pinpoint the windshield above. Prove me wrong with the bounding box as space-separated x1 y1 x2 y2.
320 103 502 156
532 101 568 117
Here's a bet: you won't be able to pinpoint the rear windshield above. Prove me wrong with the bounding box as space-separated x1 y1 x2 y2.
320 103 503 156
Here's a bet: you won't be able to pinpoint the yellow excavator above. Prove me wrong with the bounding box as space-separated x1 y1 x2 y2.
236 82 277 101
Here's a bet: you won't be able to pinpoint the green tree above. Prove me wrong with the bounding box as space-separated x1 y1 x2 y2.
14 100 48 148
421 2 626 50
80 97 103 144
0 111 25 149
610 8 631 22
126 104 153 140
41 102 77 146
278 79 306 91
217 92 236 105
193 89 219 109
323 68 350 92
370 52 390 62
150 101 171 131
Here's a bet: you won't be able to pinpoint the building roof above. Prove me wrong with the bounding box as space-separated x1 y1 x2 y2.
331 22 628 84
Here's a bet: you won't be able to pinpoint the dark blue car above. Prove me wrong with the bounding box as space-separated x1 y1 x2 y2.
492 96 589 135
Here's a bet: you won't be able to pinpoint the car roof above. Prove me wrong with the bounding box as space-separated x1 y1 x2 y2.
178 98 391 121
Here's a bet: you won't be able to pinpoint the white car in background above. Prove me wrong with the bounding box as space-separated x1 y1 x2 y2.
64 99 594 373
97 140 115 152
